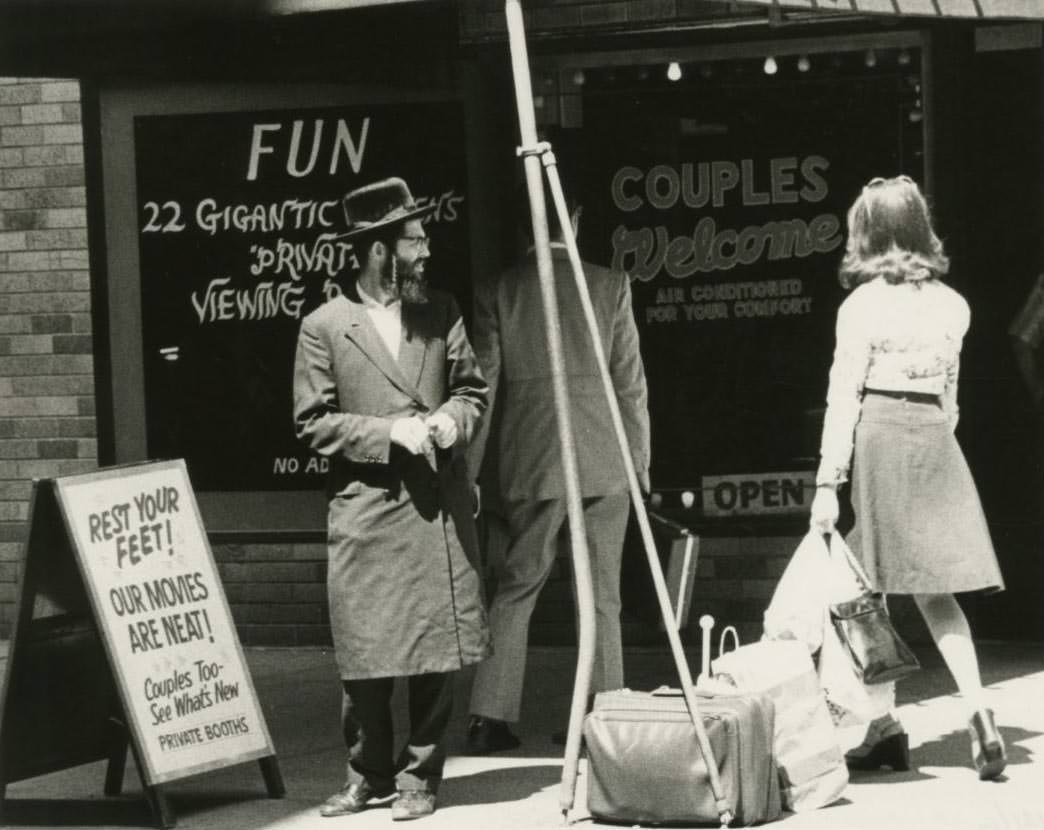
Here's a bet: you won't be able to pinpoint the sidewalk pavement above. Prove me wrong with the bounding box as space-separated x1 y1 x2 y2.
0 641 1041 830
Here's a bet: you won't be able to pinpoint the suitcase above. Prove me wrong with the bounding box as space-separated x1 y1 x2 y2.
584 687 783 826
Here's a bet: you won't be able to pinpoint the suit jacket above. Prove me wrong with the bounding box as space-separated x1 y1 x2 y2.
293 283 491 679
468 247 651 501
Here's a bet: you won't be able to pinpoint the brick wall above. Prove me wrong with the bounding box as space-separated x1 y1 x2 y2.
0 77 96 636
214 541 331 647
531 531 801 647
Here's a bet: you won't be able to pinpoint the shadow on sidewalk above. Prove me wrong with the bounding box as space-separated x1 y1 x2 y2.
913 724 1040 770
441 762 560 808
0 798 153 827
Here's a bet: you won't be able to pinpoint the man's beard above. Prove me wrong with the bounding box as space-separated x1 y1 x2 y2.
381 253 429 305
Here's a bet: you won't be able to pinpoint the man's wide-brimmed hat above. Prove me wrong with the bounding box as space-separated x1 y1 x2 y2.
340 177 436 240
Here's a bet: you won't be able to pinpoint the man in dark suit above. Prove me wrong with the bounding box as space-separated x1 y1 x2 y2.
293 177 490 820
464 184 650 752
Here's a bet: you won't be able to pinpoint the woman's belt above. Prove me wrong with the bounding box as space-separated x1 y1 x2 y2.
864 387 940 405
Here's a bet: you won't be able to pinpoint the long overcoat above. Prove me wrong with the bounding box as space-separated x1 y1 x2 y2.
293 284 491 679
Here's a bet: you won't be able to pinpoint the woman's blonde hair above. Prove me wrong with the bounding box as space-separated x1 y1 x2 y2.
839 175 949 288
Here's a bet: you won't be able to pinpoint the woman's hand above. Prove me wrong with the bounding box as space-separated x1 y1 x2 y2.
810 484 839 535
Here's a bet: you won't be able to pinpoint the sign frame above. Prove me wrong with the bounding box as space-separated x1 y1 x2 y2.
0 461 284 828
51 459 277 786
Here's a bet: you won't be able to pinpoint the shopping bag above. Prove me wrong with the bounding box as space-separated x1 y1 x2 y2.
704 631 848 811
818 609 895 727
763 532 833 651
827 536 920 685
824 533 865 605
695 624 741 691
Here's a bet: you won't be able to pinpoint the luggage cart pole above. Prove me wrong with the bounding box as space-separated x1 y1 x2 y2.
542 149 735 829
504 4 732 824
503 2 598 821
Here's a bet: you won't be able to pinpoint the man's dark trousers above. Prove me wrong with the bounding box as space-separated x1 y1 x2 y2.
342 672 454 793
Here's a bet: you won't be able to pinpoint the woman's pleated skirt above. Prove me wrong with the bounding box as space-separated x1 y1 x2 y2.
846 392 1004 595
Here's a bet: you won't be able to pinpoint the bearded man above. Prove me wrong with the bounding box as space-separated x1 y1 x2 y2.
293 177 490 821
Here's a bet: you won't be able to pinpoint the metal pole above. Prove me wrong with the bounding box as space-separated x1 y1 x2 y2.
502 1 597 821
543 158 733 825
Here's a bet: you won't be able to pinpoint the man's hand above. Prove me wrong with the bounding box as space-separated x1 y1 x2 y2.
809 485 839 535
390 416 434 456
425 412 458 449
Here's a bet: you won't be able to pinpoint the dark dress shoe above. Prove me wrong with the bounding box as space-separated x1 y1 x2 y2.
845 732 910 772
391 790 436 821
319 781 395 817
465 715 521 754
969 708 1007 781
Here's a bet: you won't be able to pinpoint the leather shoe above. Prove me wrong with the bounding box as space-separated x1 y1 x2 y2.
391 790 436 821
845 714 910 772
465 715 521 754
319 781 395 817
845 732 910 772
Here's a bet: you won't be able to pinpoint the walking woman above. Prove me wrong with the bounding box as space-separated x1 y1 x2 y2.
810 175 1007 780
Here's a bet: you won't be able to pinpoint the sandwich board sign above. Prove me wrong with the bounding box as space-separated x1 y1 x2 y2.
0 460 282 827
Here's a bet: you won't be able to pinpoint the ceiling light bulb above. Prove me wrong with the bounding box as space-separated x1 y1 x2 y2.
797 55 811 73
572 68 585 86
667 62 682 82
763 56 778 75
864 49 877 68
898 49 912 66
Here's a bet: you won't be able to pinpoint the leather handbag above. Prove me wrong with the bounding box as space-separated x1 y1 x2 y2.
828 536 920 685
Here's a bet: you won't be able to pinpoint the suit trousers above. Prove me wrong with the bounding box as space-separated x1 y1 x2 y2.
342 672 453 793
469 493 630 723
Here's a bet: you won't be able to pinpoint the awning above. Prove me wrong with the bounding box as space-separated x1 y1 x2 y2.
730 0 1044 19
268 0 1044 20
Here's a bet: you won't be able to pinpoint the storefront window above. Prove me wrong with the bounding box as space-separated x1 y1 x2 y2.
133 101 470 493
553 46 923 511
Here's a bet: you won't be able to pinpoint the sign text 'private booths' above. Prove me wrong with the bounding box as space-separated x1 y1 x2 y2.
570 46 924 513
133 101 469 495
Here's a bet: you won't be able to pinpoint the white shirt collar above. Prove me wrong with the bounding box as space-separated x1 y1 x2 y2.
356 280 401 312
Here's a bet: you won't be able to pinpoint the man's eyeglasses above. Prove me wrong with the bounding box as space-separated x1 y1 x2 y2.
398 235 431 251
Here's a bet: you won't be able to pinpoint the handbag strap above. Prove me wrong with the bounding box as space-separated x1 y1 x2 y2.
825 532 873 592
